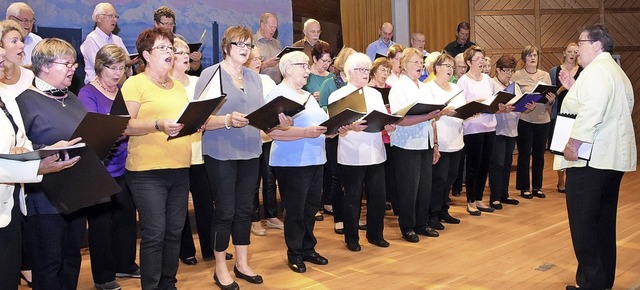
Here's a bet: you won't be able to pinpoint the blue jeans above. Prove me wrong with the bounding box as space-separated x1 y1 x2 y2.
126 169 189 290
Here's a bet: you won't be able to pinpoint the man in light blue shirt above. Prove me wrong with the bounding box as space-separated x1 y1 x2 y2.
366 22 394 61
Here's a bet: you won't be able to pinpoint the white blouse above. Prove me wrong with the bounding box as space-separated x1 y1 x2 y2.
388 74 435 150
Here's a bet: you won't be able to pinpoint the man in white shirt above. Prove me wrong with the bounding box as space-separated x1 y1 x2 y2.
5 2 42 67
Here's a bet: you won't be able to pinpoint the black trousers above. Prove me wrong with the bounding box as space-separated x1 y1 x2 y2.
392 147 433 233
566 166 624 290
27 211 86 290
463 132 495 202
489 135 517 202
516 120 549 191
205 157 258 252
341 163 386 244
451 148 466 193
430 150 462 219
180 164 215 260
324 137 344 223
252 141 279 221
383 143 398 210
272 165 323 262
0 188 21 290
87 176 139 284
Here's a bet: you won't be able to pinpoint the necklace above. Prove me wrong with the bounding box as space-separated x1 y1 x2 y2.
4 67 16 80
467 72 482 81
146 71 169 88
223 61 243 80
96 79 117 93
525 68 537 74
44 94 67 107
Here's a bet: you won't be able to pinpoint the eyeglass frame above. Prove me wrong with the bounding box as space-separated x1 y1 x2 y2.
10 15 36 25
157 21 175 27
352 67 371 73
51 61 78 69
437 64 455 69
577 39 595 46
230 41 254 49
151 45 175 52
98 13 120 19
104 64 127 72
290 62 311 70
498 68 515 74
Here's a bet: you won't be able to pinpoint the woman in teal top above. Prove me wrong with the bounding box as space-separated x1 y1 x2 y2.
303 41 334 102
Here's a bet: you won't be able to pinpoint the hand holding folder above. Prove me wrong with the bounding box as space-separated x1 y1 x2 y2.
246 95 308 132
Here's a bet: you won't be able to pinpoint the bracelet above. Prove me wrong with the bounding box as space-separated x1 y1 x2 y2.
154 119 161 131
224 114 231 130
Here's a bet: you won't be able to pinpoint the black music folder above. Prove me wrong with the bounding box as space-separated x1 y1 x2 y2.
276 46 304 58
393 90 462 116
110 90 129 116
169 96 226 140
550 113 593 160
327 88 366 118
484 90 516 113
451 101 490 120
70 112 130 160
320 108 365 135
375 53 387 59
372 87 391 105
246 95 308 132
40 147 121 214
531 82 558 103
361 110 402 133
0 143 85 161
188 42 202 52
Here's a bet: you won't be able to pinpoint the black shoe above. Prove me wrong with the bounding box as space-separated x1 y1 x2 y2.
532 189 546 198
440 213 461 224
346 242 361 252
288 260 307 273
490 201 503 210
415 227 439 237
367 239 390 247
428 218 445 230
385 202 392 211
501 198 520 205
467 206 481 216
452 191 461 197
213 273 239 290
557 185 566 194
520 190 533 199
20 273 32 288
315 212 324 221
565 286 579 290
323 206 333 216
477 206 495 213
334 228 344 235
303 252 328 265
233 265 263 284
358 223 367 231
402 231 419 243
181 256 198 265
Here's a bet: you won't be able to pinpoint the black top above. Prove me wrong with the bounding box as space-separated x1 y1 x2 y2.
444 40 476 57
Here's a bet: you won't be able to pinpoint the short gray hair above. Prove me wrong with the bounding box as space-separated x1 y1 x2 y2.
279 51 309 76
92 3 114 23
31 38 76 77
5 2 33 19
343 53 371 82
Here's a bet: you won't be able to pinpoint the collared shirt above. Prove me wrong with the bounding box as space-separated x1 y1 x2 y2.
22 33 42 66
425 81 465 152
366 38 395 61
444 40 476 57
553 52 636 172
492 77 521 137
80 28 129 84
456 73 497 135
329 84 386 165
254 30 283 84
388 74 436 150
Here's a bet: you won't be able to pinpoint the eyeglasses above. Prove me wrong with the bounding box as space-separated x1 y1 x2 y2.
104 64 126 72
52 61 78 69
230 41 254 49
249 57 261 62
577 39 594 46
407 60 424 66
456 65 468 69
377 68 391 74
318 58 332 64
157 21 175 27
471 57 484 63
151 45 175 52
499 68 515 74
352 67 371 73
437 64 454 69
99 14 119 19
174 51 189 56
10 15 36 25
291 63 311 70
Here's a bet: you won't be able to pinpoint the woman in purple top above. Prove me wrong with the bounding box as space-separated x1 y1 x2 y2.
77 44 139 290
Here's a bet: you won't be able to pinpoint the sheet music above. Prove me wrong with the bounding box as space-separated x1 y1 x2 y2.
550 114 593 160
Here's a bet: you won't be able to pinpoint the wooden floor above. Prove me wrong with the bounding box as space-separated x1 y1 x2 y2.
28 153 640 290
